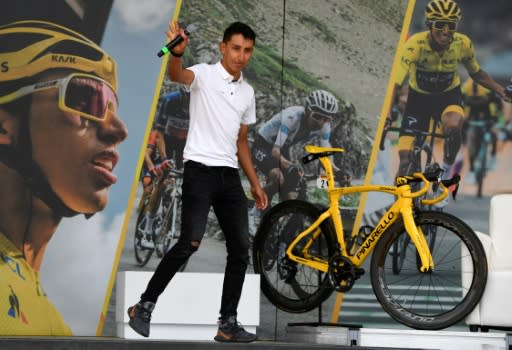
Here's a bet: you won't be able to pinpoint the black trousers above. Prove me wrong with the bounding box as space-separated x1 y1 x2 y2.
140 160 250 319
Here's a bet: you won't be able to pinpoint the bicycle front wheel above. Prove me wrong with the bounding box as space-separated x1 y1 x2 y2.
371 211 487 330
391 233 409 275
253 200 336 313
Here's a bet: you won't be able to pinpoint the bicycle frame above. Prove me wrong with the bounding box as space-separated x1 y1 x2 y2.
166 176 182 238
145 168 183 243
285 145 448 274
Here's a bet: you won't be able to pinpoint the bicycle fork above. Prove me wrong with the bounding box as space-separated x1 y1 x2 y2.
401 206 433 272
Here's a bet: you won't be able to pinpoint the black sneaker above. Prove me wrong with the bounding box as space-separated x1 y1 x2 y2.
214 315 257 343
127 301 154 337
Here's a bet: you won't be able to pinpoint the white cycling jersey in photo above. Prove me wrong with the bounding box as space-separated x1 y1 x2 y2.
257 106 332 148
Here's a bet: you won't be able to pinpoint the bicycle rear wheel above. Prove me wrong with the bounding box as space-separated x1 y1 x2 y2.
253 200 336 313
371 211 487 330
134 200 154 267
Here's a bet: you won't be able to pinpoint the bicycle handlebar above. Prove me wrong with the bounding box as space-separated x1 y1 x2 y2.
392 166 460 204
164 167 184 177
420 172 460 205
441 173 461 188
379 123 399 150
379 123 447 151
303 145 460 206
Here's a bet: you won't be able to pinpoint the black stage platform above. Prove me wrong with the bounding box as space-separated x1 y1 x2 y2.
0 337 423 350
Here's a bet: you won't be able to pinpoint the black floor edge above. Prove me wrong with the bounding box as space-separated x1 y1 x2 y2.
0 337 425 350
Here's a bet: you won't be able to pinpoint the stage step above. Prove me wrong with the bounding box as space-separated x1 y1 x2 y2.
0 337 415 350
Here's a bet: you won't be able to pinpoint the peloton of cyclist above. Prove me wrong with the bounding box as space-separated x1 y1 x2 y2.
461 77 502 184
138 86 190 248
251 89 340 210
391 0 510 206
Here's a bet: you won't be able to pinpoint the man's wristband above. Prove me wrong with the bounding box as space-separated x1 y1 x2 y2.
170 50 184 58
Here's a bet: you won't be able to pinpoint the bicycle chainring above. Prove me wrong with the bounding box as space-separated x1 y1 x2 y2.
328 254 364 292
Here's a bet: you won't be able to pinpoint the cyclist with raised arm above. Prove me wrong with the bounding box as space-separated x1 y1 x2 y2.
128 21 267 343
251 89 340 208
461 77 502 184
391 0 510 206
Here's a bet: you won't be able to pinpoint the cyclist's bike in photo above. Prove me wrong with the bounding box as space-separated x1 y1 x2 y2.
253 145 487 330
466 118 495 198
134 167 186 269
462 78 503 198
380 117 449 275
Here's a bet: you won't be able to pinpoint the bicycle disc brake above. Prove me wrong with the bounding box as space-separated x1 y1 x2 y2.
328 254 364 292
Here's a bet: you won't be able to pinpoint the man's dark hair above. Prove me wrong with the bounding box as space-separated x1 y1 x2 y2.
222 22 256 43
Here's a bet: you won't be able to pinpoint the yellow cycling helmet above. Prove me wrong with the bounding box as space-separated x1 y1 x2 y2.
425 0 462 22
0 20 117 218
0 20 117 99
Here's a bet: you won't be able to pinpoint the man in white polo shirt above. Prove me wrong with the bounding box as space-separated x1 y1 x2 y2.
127 21 268 343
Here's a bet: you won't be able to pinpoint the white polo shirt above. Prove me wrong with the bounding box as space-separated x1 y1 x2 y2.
184 61 256 168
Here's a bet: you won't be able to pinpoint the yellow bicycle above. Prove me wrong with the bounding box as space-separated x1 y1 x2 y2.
253 145 487 330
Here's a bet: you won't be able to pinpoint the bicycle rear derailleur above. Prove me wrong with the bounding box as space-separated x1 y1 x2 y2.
328 254 364 292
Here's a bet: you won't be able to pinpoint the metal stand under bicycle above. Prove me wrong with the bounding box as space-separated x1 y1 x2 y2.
285 242 362 346
286 294 361 346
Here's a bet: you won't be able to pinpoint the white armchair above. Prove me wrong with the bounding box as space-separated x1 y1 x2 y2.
465 194 512 332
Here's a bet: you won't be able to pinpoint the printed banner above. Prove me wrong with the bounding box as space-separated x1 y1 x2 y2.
0 0 177 336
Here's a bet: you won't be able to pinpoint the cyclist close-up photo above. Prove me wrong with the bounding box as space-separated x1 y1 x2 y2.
0 20 127 335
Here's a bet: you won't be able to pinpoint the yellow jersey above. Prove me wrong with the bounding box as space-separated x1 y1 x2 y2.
396 31 480 94
0 232 72 335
